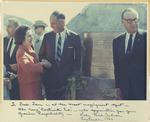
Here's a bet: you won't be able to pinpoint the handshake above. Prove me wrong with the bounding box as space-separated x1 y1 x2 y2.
40 59 52 68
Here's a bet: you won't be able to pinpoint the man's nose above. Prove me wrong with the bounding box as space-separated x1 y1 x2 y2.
51 25 53 28
131 20 136 25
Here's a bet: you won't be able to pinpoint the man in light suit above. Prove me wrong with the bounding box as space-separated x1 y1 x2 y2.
32 20 48 60
39 11 81 100
113 8 146 100
4 18 20 100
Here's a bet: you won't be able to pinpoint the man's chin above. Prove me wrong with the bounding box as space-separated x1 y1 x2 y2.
7 35 12 38
53 29 59 33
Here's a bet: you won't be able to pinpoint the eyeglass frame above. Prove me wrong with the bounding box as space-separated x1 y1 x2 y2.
122 18 140 24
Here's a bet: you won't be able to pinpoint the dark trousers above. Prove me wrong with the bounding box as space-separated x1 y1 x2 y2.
44 85 65 100
123 79 146 100
9 78 20 100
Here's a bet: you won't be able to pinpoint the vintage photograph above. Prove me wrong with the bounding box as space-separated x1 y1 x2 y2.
2 2 147 101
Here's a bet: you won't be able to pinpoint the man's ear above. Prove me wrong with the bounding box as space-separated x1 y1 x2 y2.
61 20 65 26
121 19 124 25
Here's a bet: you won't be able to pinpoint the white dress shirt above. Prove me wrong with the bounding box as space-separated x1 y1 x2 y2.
55 29 66 60
7 37 16 58
125 32 136 53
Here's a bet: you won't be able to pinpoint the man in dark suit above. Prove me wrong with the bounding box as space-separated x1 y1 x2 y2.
39 11 81 100
113 8 146 100
4 18 20 100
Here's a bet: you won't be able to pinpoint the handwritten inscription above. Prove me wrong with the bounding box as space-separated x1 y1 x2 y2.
10 102 136 121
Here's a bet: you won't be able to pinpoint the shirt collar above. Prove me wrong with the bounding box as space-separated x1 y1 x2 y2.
126 31 136 39
56 29 66 37
9 37 15 43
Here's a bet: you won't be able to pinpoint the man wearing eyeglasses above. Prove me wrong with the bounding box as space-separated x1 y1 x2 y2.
113 8 146 100
32 20 48 60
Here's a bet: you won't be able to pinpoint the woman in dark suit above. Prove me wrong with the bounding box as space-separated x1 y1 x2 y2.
14 25 51 100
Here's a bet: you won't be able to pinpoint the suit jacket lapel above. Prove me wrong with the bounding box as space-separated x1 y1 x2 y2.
10 45 18 60
51 32 56 61
61 30 71 62
4 37 9 51
131 30 141 55
4 37 10 67
120 33 126 60
5 38 12 60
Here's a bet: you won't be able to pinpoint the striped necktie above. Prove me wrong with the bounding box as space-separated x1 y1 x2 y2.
56 34 62 67
7 38 13 58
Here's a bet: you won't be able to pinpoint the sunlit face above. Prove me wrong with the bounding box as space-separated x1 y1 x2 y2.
34 26 44 35
6 22 18 37
121 11 139 34
23 30 33 48
50 15 64 33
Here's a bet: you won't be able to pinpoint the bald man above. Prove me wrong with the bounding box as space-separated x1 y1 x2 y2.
113 8 146 100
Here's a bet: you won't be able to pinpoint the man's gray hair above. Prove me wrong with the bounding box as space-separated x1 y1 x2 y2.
7 18 20 27
50 11 65 21
121 8 139 19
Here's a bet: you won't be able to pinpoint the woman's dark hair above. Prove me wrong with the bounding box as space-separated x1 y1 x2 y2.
14 25 30 45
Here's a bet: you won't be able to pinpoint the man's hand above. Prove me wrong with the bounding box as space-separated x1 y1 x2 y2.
4 78 10 86
10 64 17 71
116 88 123 100
40 59 52 68
41 84 47 100
7 71 17 80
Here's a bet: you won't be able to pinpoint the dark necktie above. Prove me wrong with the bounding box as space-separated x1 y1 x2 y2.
126 34 133 59
56 34 62 67
7 38 13 58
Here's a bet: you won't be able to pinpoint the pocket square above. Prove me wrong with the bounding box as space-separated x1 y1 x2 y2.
68 47 73 48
